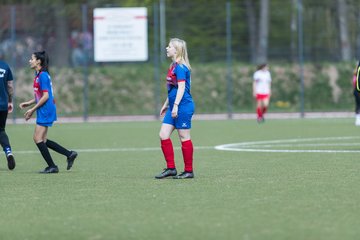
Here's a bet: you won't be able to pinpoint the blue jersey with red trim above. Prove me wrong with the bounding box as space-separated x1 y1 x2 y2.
33 71 57 124
166 62 193 105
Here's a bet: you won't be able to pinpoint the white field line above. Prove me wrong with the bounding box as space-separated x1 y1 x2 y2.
13 146 214 155
214 136 360 153
244 143 360 148
214 148 360 153
12 137 360 154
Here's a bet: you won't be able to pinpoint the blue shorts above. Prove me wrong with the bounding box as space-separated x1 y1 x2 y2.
163 104 194 129
36 105 57 127
36 121 54 127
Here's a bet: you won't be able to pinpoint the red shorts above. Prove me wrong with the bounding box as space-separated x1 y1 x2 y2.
256 94 270 100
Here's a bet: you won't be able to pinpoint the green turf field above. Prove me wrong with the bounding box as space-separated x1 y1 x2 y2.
0 118 359 240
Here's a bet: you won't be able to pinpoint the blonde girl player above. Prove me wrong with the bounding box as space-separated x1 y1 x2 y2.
155 38 195 179
253 63 272 123
19 51 77 173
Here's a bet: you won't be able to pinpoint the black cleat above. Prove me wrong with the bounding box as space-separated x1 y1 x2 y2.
155 168 177 179
67 151 78 170
6 153 15 170
39 165 59 174
173 171 194 179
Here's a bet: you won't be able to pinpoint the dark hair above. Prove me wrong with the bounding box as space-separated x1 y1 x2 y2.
257 63 267 70
33 51 49 72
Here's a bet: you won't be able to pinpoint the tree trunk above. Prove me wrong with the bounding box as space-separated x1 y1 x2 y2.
337 0 351 61
245 0 257 64
257 0 269 64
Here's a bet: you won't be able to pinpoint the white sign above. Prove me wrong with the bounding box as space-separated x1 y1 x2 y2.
94 7 148 62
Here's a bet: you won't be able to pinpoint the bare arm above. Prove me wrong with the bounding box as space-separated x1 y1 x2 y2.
22 92 49 121
19 98 36 109
172 81 185 118
269 83 272 96
253 81 256 97
7 81 13 103
160 97 169 117
7 81 14 113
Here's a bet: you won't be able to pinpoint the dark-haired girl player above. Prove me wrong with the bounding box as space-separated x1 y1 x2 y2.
19 51 77 173
155 38 195 179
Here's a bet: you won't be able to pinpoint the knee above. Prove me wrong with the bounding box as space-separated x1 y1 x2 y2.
33 134 42 143
159 131 168 140
159 128 172 140
178 132 191 142
179 135 190 142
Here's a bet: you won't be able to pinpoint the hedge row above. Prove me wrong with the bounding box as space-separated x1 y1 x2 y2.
12 62 356 117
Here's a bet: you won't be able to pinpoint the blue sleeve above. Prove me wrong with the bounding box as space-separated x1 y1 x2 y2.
175 64 186 81
39 73 51 92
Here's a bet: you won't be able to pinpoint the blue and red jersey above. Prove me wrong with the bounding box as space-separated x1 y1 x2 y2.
163 62 195 129
166 62 193 106
33 71 57 125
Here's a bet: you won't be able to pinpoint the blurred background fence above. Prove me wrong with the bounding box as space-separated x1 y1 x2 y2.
1 0 360 121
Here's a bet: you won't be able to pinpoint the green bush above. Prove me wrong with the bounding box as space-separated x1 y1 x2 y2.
12 62 356 118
